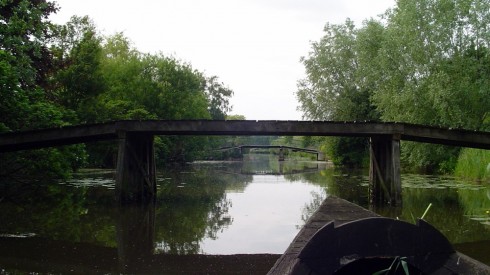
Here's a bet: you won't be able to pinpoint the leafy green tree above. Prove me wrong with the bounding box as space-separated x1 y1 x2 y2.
297 0 490 171
296 19 380 166
205 76 233 120
0 0 63 131
52 16 105 122
1 5 236 172
371 0 490 171
372 0 490 128
0 0 86 179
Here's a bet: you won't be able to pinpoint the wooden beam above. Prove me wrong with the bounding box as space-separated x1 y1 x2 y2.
115 132 156 203
0 123 116 152
278 147 285 161
369 135 402 205
1 120 489 152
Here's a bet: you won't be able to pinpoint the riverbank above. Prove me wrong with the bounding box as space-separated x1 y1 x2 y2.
455 148 490 182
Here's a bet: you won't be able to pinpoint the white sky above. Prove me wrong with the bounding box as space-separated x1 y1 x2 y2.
50 0 394 120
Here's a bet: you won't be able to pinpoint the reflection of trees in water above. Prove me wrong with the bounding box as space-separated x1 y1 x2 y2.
240 155 325 175
281 167 331 229
286 167 369 229
456 186 490 226
291 167 370 207
289 167 490 252
154 165 251 254
297 190 326 229
377 182 490 243
374 177 490 244
0 165 255 255
0 177 118 247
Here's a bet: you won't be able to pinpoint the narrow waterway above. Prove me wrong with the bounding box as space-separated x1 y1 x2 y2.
0 155 489 273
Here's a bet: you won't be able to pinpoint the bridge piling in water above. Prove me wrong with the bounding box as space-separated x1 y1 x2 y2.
278 147 285 161
115 131 156 203
369 135 402 205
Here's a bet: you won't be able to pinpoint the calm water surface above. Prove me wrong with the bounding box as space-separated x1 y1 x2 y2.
0 155 489 273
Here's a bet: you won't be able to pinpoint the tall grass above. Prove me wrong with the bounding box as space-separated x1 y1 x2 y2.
454 148 490 182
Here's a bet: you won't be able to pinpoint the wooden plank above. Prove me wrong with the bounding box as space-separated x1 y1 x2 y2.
0 122 116 152
268 197 379 275
114 120 401 137
115 132 156 203
401 123 490 149
369 135 402 205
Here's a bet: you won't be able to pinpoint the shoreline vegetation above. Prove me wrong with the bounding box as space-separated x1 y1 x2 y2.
455 149 490 182
1 0 489 182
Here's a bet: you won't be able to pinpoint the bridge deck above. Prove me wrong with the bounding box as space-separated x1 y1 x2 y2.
0 120 489 152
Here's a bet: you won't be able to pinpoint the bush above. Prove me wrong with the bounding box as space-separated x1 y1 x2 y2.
454 148 490 181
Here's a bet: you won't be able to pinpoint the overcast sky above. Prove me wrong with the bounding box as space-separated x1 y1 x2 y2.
51 0 395 120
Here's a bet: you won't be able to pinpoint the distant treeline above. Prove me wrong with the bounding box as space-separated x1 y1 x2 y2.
297 0 490 179
0 1 237 179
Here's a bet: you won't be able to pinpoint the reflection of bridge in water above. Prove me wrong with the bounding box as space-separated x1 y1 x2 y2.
0 204 277 274
217 145 325 161
240 160 325 175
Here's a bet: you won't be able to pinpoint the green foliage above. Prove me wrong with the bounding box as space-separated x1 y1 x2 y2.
53 16 105 118
1 2 235 177
51 16 236 168
206 76 233 120
296 19 380 167
226 114 246 120
0 0 62 131
155 166 240 253
455 148 490 181
297 0 490 171
0 145 86 181
372 0 490 171
326 137 369 167
0 0 89 178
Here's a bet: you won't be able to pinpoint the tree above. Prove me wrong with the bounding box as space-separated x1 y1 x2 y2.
296 19 381 166
205 76 233 120
0 0 63 131
0 0 87 179
52 16 105 121
297 0 490 171
371 0 490 171
1 6 237 172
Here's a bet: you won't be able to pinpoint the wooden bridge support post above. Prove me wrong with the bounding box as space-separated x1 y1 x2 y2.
317 152 326 161
369 135 402 205
116 132 157 203
279 147 285 161
240 147 244 160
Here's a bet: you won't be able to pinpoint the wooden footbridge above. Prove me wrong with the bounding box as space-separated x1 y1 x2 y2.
217 145 324 161
1 120 489 204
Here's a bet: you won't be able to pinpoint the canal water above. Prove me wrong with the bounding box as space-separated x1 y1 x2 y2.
0 155 489 273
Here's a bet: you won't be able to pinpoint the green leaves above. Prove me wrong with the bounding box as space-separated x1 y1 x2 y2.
206 76 233 120
297 0 490 170
1 2 235 175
